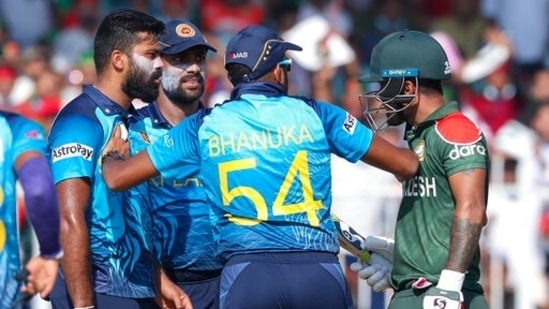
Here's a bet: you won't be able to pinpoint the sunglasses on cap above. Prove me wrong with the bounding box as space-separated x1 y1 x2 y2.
277 58 292 72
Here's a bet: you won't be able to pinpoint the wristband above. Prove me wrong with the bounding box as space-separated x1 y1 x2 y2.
437 269 465 292
74 306 95 309
101 150 125 164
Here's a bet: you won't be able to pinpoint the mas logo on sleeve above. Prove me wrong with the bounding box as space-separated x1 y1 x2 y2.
24 130 44 140
342 112 357 135
52 143 94 163
435 113 486 160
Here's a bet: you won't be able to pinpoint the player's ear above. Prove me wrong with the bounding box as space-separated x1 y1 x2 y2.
273 65 284 82
111 49 126 71
273 65 290 88
403 80 416 95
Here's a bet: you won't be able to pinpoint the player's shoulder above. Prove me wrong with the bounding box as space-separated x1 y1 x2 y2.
53 98 99 126
2 111 42 132
434 112 482 145
57 94 98 119
128 106 150 129
2 111 31 125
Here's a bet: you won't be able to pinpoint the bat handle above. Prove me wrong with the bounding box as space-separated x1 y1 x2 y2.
357 250 372 263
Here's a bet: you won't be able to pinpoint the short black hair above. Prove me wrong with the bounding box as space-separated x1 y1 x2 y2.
93 9 164 74
225 63 253 87
415 78 444 96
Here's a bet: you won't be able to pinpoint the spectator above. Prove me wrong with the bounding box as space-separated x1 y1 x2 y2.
51 0 100 75
0 64 17 106
0 0 54 48
200 0 265 46
430 0 488 60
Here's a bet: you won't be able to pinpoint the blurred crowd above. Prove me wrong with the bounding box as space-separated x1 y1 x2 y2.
1 0 549 308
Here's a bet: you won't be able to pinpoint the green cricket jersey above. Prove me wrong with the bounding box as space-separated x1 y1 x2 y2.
391 101 489 293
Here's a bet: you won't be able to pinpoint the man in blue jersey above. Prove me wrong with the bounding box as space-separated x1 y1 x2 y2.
127 19 222 309
0 111 63 308
46 9 191 309
100 25 419 309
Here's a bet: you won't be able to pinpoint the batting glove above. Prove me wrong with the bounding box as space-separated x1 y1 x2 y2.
423 269 465 309
350 235 394 292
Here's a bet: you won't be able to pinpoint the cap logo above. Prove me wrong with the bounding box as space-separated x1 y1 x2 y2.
228 52 248 59
175 24 195 38
444 61 451 74
381 68 419 77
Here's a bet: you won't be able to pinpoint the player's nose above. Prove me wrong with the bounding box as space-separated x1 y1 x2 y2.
153 56 163 71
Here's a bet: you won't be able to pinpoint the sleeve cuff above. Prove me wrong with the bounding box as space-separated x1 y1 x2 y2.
41 248 64 260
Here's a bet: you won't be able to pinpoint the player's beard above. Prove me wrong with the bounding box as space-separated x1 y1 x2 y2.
122 59 161 103
162 73 205 107
386 111 406 126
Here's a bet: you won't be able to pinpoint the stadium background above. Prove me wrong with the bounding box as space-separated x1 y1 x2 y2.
1 0 548 308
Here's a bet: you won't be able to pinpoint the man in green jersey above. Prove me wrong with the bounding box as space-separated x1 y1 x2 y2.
353 29 490 309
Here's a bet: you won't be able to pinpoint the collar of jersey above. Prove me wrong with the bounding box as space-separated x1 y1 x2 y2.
148 101 205 129
229 82 288 101
83 85 128 117
146 102 171 128
130 100 205 129
405 101 459 139
418 101 459 128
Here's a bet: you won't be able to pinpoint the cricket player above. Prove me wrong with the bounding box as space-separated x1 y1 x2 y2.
100 25 419 309
46 9 190 309
127 19 222 308
0 111 62 308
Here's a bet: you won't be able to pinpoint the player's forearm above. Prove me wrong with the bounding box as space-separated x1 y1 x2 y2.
446 214 483 273
102 158 132 190
102 150 159 191
361 134 419 180
446 168 487 272
61 220 94 306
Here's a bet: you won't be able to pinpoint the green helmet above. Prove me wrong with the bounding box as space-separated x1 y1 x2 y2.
359 30 451 132
360 29 451 82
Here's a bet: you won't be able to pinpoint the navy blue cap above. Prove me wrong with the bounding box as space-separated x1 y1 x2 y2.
224 25 302 80
159 19 217 55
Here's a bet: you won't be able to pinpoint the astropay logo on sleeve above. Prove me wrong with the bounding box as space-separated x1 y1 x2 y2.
342 112 357 135
52 143 94 163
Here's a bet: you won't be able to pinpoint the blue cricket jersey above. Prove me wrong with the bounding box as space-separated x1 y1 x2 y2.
128 103 222 272
0 112 47 308
147 83 373 262
47 86 156 298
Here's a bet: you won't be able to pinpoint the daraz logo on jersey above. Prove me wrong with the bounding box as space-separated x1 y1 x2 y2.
435 113 486 161
52 143 94 162
448 143 486 160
